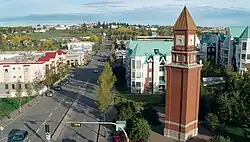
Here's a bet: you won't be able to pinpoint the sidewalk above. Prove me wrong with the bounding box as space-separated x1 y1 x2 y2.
0 95 43 127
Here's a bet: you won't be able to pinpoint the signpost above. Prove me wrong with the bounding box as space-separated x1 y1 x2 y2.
116 121 126 132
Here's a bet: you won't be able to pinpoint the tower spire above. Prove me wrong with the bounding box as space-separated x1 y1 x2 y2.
173 6 197 31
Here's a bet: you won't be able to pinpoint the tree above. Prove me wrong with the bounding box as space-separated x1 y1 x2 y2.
115 101 139 121
205 113 219 131
96 62 117 113
141 105 160 125
15 80 23 113
128 118 151 141
32 71 43 96
25 82 33 106
211 135 232 142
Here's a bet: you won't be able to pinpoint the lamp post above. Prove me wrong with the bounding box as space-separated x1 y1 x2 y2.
0 126 4 142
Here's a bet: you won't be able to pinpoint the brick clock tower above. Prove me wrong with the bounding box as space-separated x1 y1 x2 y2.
164 6 202 141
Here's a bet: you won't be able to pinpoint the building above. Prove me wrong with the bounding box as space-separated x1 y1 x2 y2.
67 41 94 55
221 26 250 73
125 40 172 94
0 49 85 98
164 6 202 141
198 33 225 64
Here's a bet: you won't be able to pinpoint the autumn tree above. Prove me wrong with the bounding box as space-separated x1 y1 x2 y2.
32 71 43 96
25 82 33 106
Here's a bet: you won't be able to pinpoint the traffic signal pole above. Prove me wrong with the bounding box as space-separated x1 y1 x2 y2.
66 121 129 142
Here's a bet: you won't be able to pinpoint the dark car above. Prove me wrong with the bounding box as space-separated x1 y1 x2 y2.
53 85 61 91
8 129 28 142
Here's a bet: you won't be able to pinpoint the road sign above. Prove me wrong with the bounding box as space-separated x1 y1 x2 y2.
115 121 126 131
45 132 50 141
71 123 81 127
45 125 50 133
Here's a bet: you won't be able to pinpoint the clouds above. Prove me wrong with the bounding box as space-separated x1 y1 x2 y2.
0 0 250 26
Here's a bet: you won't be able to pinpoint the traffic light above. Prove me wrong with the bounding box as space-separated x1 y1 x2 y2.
45 125 50 133
71 123 81 127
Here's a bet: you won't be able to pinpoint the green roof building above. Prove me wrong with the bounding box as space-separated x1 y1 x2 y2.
125 40 173 94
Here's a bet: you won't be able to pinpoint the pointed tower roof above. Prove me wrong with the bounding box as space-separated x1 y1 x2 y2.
173 6 197 31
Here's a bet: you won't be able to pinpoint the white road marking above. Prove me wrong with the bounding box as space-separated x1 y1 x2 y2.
49 112 53 117
36 128 40 133
28 140 31 142
54 107 58 110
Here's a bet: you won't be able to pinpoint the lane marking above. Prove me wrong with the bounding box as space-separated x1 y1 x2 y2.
54 107 58 110
28 140 31 142
36 128 40 133
49 112 53 117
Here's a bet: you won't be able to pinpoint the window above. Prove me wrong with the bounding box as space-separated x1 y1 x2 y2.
159 76 165 81
12 84 15 89
136 89 141 94
132 81 135 87
13 76 16 78
132 72 135 78
18 84 22 89
4 69 8 73
136 82 141 87
24 68 29 72
136 72 141 78
212 48 215 52
177 55 184 62
148 62 152 69
208 48 210 52
19 76 22 78
247 54 250 59
25 84 28 89
136 60 141 69
13 67 15 70
242 42 247 50
18 67 20 70
132 60 135 69
242 54 246 59
159 66 164 71
242 63 246 68
5 84 8 89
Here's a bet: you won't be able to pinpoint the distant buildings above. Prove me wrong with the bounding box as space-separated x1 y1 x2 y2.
67 41 94 55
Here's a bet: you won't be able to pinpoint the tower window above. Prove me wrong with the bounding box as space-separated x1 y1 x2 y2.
177 55 184 62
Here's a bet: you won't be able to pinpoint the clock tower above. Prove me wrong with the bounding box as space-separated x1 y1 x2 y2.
164 6 202 141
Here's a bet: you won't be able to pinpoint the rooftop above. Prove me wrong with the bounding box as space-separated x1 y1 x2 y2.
229 26 250 38
127 40 173 57
0 54 44 63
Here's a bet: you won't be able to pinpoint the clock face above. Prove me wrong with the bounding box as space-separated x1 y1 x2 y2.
176 35 185 46
188 34 195 46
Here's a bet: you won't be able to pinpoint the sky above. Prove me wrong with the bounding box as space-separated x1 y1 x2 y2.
0 0 250 26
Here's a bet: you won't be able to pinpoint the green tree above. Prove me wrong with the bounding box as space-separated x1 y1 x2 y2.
32 72 43 96
128 118 151 141
211 135 232 142
141 105 160 125
15 81 23 113
96 62 116 113
205 113 219 131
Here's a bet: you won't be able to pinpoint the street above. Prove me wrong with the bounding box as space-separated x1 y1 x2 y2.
0 46 112 142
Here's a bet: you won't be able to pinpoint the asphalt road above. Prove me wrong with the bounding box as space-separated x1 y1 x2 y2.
1 45 111 142
57 45 112 142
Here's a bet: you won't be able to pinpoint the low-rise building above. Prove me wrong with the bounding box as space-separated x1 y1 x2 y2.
125 40 172 94
67 41 94 55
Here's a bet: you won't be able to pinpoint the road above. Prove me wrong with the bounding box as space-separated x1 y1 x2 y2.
1 45 112 142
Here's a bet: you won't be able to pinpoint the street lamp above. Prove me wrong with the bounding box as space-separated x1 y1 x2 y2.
0 126 4 142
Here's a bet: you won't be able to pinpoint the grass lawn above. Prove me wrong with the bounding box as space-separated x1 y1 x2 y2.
216 124 250 142
0 97 34 120
27 30 92 39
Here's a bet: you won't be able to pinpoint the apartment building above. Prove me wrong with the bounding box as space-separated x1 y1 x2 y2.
221 26 250 73
125 40 172 94
198 33 225 64
67 41 94 55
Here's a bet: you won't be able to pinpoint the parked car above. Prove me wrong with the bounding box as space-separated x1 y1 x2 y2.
8 129 28 142
94 70 99 73
45 90 54 97
53 85 61 91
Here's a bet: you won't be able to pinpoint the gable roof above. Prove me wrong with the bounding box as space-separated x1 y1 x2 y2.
37 52 57 62
128 40 172 57
240 27 250 38
174 6 197 31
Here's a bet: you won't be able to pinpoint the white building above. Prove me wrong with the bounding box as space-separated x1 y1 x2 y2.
221 26 250 73
125 40 173 94
67 41 94 55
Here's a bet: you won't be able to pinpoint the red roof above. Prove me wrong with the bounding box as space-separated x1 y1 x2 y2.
38 52 57 62
57 49 67 55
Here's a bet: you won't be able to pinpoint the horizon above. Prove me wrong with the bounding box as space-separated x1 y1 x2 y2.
0 0 250 27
